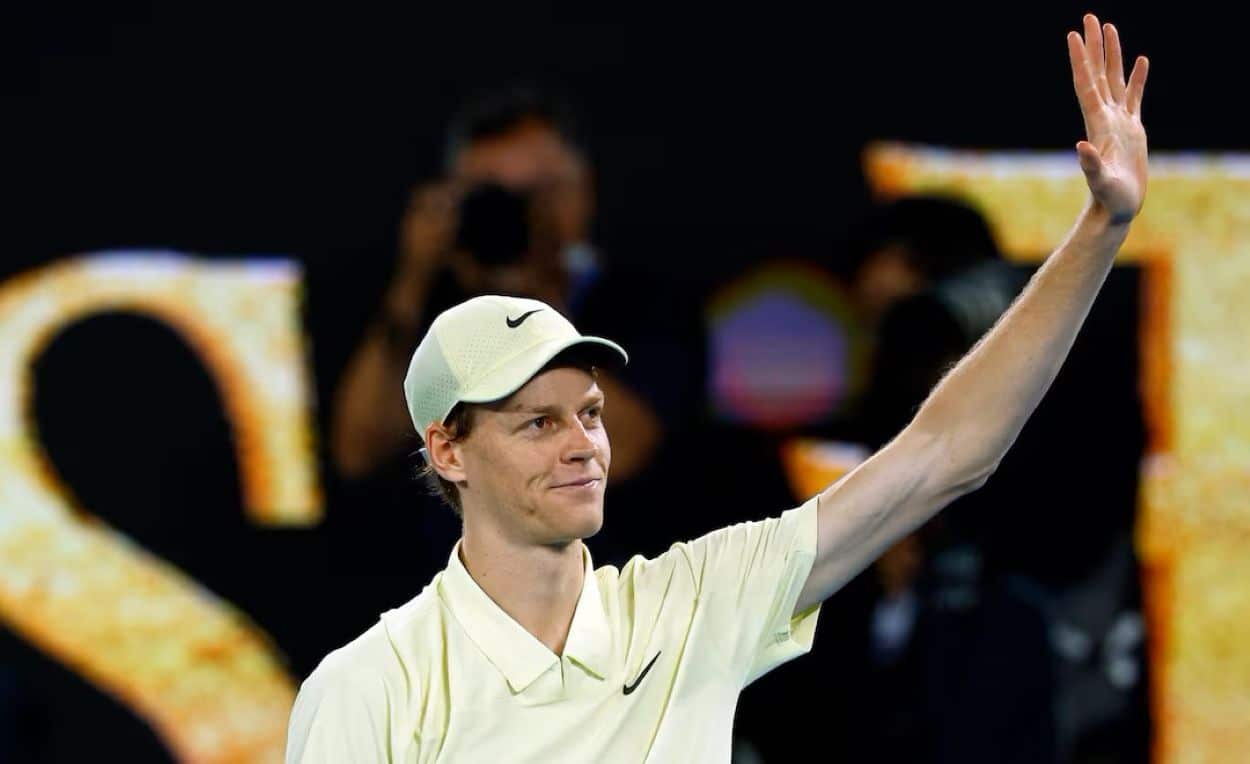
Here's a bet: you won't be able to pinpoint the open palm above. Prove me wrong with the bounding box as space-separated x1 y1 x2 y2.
1068 14 1149 223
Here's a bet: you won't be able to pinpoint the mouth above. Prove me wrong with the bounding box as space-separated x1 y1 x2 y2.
551 478 602 490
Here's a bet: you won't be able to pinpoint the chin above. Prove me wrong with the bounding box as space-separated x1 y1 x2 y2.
555 497 604 540
572 501 605 539
538 480 604 536
584 506 606 537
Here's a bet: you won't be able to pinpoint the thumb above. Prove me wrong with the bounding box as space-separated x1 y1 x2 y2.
1076 140 1104 182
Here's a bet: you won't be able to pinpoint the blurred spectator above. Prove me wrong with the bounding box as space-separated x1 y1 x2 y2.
835 195 1026 446
822 196 1148 761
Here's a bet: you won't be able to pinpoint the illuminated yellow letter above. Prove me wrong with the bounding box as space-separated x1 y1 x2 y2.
0 253 321 762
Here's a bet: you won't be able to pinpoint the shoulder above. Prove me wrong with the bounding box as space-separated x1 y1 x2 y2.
604 505 807 595
598 544 700 612
286 581 453 761
301 580 446 700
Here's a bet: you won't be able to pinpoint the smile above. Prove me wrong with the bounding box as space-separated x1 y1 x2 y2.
551 479 601 490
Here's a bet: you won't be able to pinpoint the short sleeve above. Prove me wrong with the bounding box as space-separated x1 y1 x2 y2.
285 663 394 764
677 496 822 687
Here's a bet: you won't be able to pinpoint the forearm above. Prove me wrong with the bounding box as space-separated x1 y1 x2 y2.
909 199 1130 481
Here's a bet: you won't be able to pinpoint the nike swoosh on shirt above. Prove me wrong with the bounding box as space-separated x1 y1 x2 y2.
505 309 543 328
623 651 661 695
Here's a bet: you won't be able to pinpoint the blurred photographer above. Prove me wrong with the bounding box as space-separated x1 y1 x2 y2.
331 88 666 489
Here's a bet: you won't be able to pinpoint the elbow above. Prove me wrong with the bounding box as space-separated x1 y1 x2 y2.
963 468 994 493
954 457 999 495
927 463 993 509
912 425 998 499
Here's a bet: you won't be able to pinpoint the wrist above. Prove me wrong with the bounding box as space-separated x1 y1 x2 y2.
1086 197 1136 229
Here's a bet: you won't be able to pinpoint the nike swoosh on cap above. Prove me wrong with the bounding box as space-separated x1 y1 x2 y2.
505 309 543 328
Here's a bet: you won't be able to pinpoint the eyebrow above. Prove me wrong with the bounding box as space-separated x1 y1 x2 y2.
501 391 604 416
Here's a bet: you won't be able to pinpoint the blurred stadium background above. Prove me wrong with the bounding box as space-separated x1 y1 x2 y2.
6 3 1248 762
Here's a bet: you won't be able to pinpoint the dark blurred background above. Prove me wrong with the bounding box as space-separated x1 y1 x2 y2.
5 2 1238 762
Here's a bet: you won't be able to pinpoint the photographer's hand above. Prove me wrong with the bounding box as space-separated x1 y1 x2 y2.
386 182 460 339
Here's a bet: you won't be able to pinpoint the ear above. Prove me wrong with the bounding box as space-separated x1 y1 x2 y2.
424 423 468 484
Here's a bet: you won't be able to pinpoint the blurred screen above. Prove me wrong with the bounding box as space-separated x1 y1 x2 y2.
0 252 320 762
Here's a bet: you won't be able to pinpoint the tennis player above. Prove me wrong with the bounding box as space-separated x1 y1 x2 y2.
286 14 1148 762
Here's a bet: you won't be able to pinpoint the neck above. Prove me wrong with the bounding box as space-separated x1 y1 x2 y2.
458 517 585 656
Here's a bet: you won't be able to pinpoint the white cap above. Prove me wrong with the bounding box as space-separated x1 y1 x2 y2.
403 295 628 440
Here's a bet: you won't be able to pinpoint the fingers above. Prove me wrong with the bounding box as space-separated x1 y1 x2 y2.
1068 32 1102 129
1084 14 1112 103
1104 23 1127 102
1076 140 1104 182
1127 55 1150 116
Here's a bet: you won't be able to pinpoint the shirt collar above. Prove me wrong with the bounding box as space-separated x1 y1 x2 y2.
438 539 612 693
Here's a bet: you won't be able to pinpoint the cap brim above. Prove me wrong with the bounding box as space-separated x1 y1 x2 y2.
457 335 628 407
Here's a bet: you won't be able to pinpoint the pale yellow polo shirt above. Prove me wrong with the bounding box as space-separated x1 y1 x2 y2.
286 495 821 763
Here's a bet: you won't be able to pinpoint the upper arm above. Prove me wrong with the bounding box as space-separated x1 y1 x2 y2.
794 425 990 613
675 501 822 686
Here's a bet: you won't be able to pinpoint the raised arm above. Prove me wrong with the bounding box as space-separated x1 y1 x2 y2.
795 14 1149 613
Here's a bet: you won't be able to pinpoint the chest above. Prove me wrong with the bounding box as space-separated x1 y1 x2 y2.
414 601 739 762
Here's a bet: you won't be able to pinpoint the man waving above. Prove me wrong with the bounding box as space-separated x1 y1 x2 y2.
287 14 1148 762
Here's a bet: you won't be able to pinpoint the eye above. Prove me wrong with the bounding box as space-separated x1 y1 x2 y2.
529 416 550 431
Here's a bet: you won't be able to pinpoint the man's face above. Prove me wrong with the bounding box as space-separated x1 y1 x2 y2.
456 365 610 545
452 119 594 252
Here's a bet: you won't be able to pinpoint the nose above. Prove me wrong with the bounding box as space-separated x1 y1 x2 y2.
562 419 598 464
